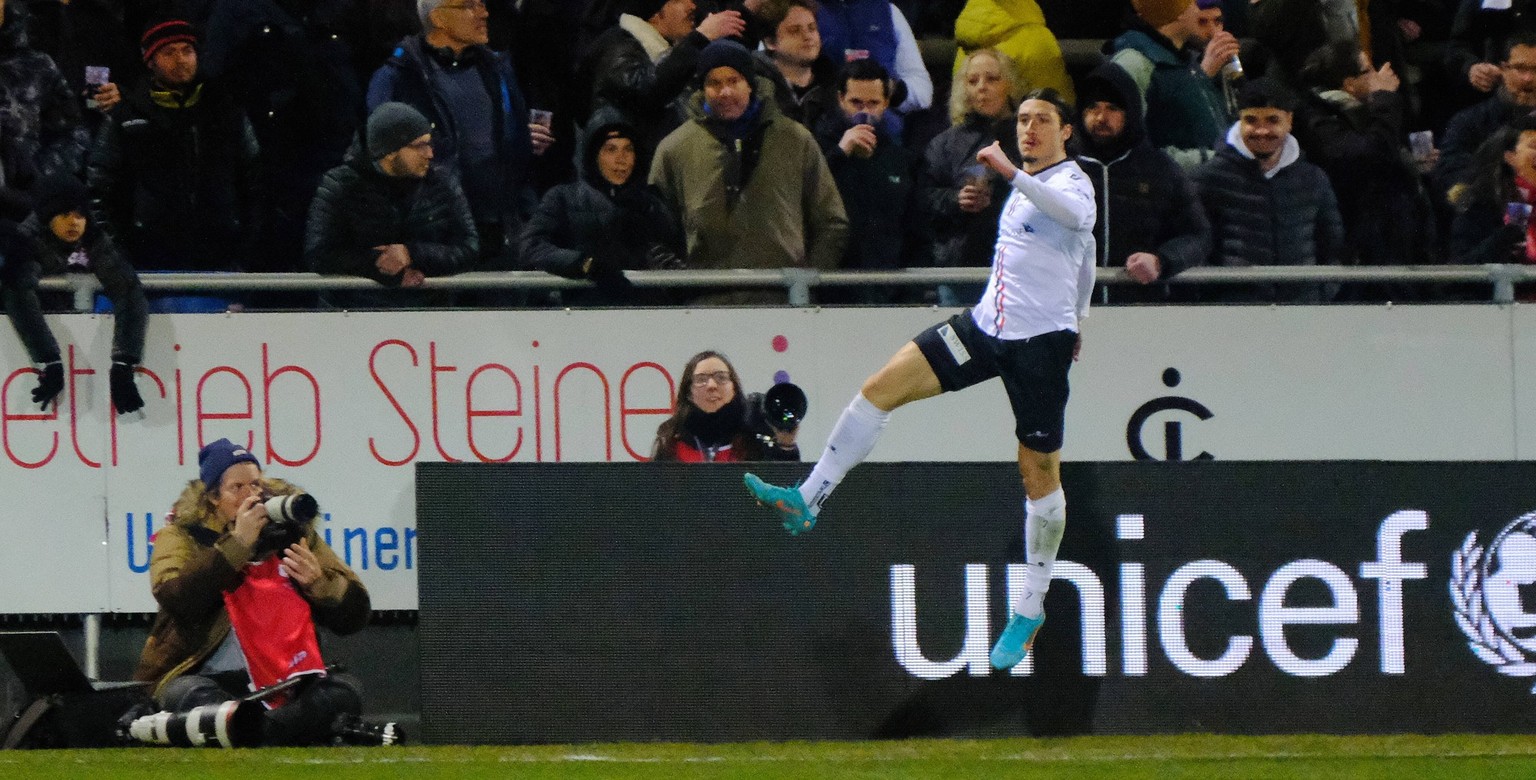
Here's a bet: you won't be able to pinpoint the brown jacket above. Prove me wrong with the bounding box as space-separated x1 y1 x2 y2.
133 478 370 699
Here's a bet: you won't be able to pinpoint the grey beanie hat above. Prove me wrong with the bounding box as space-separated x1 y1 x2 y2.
366 102 433 159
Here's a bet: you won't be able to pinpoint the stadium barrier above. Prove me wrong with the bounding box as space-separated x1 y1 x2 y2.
416 461 1536 743
37 264 1536 308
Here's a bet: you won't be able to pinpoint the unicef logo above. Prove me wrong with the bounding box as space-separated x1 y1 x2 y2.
1452 512 1536 689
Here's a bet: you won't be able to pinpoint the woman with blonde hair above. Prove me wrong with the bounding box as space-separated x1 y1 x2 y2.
924 48 1026 304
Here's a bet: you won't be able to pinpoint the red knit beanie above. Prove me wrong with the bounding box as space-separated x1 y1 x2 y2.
140 19 198 64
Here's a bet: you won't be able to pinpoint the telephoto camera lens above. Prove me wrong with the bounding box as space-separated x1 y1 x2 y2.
263 493 318 525
127 701 264 748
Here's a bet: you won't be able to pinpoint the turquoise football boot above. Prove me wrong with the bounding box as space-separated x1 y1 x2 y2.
989 611 1045 669
743 473 817 535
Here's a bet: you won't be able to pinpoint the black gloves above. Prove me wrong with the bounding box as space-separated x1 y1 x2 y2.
27 361 146 414
32 361 63 410
586 251 636 295
110 361 144 415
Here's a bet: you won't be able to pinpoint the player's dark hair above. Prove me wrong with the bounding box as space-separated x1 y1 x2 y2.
1021 88 1075 126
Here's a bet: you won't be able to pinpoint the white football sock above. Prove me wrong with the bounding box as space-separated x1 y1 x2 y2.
1017 488 1066 619
796 393 891 515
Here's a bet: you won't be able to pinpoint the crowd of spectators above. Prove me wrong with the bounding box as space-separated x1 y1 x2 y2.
1 0 1534 310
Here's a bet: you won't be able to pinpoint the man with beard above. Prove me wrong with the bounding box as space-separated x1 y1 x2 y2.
1075 61 1210 303
368 0 550 275
1191 78 1343 303
1433 31 1536 203
305 102 477 308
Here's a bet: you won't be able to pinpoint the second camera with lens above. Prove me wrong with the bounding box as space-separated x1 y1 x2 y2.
745 382 808 447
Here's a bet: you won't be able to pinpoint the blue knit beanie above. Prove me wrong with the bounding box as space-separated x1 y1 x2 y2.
199 438 261 490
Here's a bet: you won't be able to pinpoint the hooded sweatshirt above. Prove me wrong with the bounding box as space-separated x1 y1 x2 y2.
1074 62 1210 302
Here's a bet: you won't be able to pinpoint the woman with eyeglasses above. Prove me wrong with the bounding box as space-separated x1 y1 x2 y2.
651 350 801 462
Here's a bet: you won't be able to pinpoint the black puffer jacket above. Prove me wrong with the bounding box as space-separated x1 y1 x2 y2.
305 137 478 285
519 120 683 305
0 5 88 219
1076 62 1210 303
86 81 261 271
0 214 147 365
1191 133 1345 303
921 111 1018 268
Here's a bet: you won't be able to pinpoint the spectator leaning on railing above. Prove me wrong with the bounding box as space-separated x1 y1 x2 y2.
520 119 684 307
305 101 477 308
367 0 548 274
1075 61 1211 304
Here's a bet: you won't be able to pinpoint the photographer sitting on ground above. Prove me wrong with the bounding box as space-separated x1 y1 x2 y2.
651 350 803 462
133 438 390 745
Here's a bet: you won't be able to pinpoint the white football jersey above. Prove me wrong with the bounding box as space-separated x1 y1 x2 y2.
970 159 1096 340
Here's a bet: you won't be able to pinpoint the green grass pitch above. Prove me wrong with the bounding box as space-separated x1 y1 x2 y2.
5 735 1536 779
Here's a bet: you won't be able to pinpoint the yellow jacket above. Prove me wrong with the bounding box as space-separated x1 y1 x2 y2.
954 0 1076 104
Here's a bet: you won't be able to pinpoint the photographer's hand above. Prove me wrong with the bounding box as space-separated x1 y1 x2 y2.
231 495 268 550
282 539 325 595
774 428 798 449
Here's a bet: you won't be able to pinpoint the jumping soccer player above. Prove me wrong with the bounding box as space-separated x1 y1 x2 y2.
744 88 1094 670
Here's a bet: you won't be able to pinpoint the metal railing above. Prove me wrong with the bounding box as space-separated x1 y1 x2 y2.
36 264 1536 311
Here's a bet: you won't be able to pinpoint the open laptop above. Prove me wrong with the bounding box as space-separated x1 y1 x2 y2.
0 631 147 696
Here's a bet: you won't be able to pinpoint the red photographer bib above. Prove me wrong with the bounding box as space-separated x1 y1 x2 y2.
223 556 326 707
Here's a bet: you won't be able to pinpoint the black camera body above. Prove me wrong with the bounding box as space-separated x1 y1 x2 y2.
254 493 319 559
744 382 808 447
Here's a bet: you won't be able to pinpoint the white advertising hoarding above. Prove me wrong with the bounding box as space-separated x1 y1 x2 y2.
0 305 1524 612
